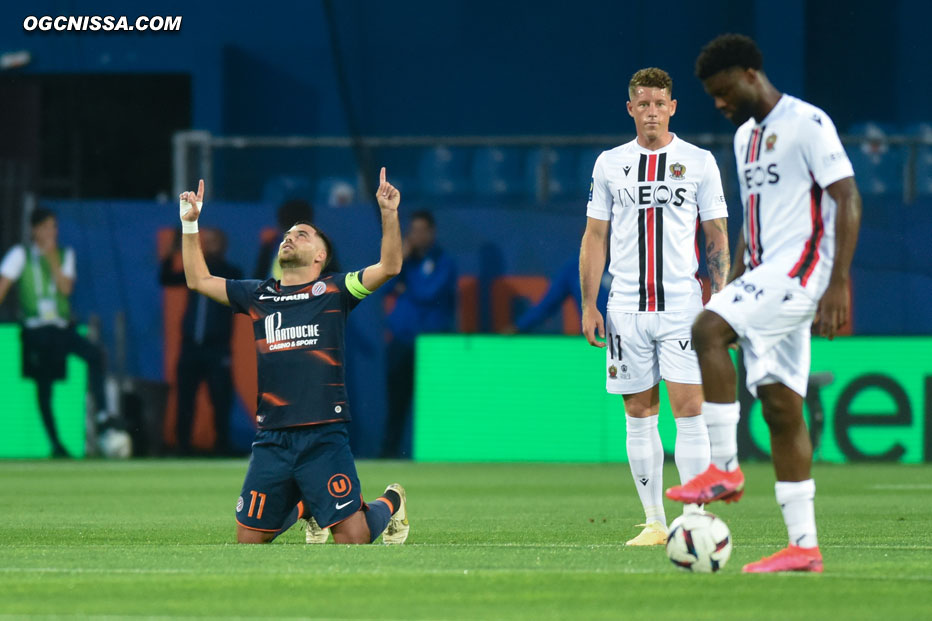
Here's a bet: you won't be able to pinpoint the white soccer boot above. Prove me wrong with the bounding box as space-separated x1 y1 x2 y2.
381 483 409 545
304 516 330 544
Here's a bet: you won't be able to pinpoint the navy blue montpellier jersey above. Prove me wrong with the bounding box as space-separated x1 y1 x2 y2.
225 271 372 429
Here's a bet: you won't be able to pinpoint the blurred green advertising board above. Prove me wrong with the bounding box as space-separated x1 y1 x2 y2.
0 324 87 458
415 336 930 463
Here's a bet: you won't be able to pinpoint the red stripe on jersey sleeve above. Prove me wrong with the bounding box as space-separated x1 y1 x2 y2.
693 216 701 272
789 182 824 284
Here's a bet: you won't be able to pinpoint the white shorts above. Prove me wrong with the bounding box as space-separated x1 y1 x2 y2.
604 309 702 395
704 263 818 398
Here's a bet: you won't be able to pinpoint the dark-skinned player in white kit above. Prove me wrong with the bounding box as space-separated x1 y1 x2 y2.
666 34 862 573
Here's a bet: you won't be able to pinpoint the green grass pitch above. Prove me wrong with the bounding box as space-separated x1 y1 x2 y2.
1 460 930 620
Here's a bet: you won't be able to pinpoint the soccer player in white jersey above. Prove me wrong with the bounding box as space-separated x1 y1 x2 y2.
580 68 730 546
666 35 862 573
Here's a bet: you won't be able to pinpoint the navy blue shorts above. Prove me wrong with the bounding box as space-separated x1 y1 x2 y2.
235 423 363 533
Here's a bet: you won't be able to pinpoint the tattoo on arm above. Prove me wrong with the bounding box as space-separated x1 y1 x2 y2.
706 243 728 293
705 219 730 294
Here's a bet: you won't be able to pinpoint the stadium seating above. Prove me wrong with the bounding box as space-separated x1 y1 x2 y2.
472 147 524 200
525 147 579 202
908 123 932 196
417 145 471 198
851 267 909 334
577 148 605 200
261 174 314 205
846 122 905 197
905 273 932 333
904 216 932 276
315 176 357 207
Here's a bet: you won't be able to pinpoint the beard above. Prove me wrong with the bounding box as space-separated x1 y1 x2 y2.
278 250 306 269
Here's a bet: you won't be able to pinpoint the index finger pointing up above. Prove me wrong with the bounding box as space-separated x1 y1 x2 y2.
380 167 386 185
196 179 205 201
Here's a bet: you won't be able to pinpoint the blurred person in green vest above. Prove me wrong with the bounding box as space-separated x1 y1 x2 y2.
0 208 114 457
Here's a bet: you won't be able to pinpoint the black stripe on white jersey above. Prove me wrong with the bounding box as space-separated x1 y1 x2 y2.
745 125 767 164
656 207 665 311
754 194 763 265
744 129 756 164
638 208 647 311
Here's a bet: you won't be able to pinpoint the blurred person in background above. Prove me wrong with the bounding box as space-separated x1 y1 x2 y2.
382 210 457 458
0 208 115 457
160 227 243 456
501 255 611 335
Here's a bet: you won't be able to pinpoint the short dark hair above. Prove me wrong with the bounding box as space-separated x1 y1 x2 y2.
695 34 763 81
292 220 333 270
410 210 435 228
30 207 55 228
277 199 313 231
629 67 673 99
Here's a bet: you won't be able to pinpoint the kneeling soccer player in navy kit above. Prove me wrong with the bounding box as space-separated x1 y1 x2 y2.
178 168 409 544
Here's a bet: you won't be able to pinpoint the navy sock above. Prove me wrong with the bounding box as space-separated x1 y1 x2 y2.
381 490 401 515
364 499 393 543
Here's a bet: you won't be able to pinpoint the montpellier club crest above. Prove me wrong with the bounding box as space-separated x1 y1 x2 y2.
312 281 327 296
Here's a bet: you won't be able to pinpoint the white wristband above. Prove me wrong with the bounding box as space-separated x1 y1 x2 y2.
179 198 203 234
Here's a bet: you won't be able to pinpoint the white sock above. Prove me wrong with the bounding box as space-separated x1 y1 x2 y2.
674 414 710 485
776 479 818 548
702 401 740 472
626 414 665 527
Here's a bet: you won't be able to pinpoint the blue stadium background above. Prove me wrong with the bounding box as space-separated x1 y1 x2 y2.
1 0 929 456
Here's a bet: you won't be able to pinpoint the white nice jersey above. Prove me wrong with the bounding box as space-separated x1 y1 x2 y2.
733 95 854 298
587 135 728 312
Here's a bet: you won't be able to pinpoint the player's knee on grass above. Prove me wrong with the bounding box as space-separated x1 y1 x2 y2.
236 524 276 544
691 310 735 354
330 511 371 544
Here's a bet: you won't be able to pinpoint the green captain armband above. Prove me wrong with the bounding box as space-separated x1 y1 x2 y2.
345 270 373 300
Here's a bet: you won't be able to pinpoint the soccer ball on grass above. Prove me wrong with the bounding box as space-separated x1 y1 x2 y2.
665 511 732 573
98 428 133 459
